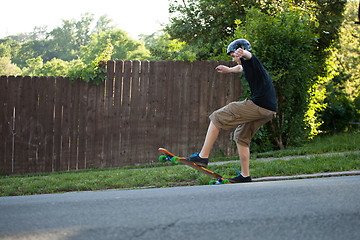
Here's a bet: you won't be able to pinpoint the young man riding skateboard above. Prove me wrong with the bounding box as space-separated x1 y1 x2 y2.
187 39 277 183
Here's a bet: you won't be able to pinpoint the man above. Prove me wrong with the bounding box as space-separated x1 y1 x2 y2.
187 39 277 183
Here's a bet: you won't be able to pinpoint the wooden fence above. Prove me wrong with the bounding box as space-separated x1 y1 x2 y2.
0 60 243 175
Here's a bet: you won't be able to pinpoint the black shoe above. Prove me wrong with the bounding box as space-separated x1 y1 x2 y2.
228 169 252 183
186 152 208 167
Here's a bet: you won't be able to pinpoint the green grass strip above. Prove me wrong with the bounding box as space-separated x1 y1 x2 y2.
1 152 359 197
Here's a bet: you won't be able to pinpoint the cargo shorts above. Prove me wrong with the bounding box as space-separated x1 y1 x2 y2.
209 99 276 147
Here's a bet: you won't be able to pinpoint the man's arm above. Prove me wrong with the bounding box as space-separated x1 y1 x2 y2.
215 64 243 74
235 48 252 60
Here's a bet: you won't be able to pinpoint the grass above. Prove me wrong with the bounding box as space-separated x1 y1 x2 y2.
1 131 359 197
252 131 360 159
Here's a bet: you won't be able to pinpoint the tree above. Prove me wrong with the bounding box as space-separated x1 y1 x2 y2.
140 31 196 61
167 0 346 148
0 57 21 76
166 0 259 59
331 0 360 100
319 0 360 134
80 30 150 63
236 6 319 149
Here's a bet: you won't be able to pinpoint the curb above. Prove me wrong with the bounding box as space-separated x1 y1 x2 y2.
252 170 360 182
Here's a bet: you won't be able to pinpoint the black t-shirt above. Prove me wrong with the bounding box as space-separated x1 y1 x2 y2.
241 54 277 112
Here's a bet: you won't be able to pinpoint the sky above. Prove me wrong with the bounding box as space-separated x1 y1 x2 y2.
0 0 170 39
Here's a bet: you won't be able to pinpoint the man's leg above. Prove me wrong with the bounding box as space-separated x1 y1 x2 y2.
236 142 250 177
199 121 219 158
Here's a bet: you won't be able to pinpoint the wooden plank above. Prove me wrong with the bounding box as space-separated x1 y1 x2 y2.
0 76 9 174
69 80 80 170
154 61 167 161
129 60 141 164
24 77 39 173
112 60 123 166
7 77 21 174
94 81 106 168
199 61 210 152
164 61 175 155
180 61 192 156
85 83 97 169
121 60 132 165
53 77 63 172
189 60 201 152
146 61 157 162
34 76 53 172
139 60 150 162
77 80 88 170
174 61 186 155
16 76 34 173
104 60 115 167
45 77 55 172
60 78 72 171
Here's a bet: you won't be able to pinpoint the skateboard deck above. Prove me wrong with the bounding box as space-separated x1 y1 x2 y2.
158 148 231 184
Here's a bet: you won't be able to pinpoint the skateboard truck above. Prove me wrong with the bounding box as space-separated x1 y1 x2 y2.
159 154 180 165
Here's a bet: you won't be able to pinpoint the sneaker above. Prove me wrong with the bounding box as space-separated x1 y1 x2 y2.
186 152 208 167
228 169 252 183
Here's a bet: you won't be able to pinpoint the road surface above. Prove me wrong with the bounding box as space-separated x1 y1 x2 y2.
0 176 359 240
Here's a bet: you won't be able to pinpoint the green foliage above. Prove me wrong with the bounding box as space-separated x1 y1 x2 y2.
141 31 196 61
320 80 359 134
68 38 114 85
0 57 21 76
81 30 149 63
0 13 151 83
21 56 74 77
318 1 360 134
167 0 258 59
237 5 318 148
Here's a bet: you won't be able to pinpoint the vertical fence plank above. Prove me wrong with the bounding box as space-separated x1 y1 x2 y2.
181 61 192 156
121 60 132 165
129 60 141 164
70 80 80 170
164 61 175 155
154 61 167 159
85 82 97 169
199 61 210 152
7 77 21 173
53 77 63 171
77 80 88 170
171 61 182 155
95 81 106 167
140 60 150 162
0 76 10 174
112 60 123 166
105 60 115 167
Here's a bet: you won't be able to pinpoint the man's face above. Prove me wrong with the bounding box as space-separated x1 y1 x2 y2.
230 52 241 64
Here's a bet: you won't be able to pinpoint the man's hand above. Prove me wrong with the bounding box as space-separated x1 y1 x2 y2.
215 65 231 73
215 64 243 74
235 48 252 60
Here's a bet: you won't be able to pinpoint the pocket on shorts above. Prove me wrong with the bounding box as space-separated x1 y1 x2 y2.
257 106 276 119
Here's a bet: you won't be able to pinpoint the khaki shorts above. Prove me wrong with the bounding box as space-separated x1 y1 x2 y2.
209 99 276 147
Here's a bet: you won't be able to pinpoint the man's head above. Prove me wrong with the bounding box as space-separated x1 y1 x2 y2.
226 39 252 55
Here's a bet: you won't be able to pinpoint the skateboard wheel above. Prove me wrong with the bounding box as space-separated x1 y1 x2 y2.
159 155 167 162
171 157 179 165
222 179 230 184
209 180 217 185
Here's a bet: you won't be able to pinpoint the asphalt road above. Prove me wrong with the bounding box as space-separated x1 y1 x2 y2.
0 176 359 240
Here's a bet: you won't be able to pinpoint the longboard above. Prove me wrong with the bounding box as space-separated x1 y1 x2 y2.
158 148 231 184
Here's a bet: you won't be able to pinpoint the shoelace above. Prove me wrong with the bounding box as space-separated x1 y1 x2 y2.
190 152 199 158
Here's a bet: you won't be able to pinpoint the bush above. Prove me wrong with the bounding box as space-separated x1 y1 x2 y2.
236 5 318 148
